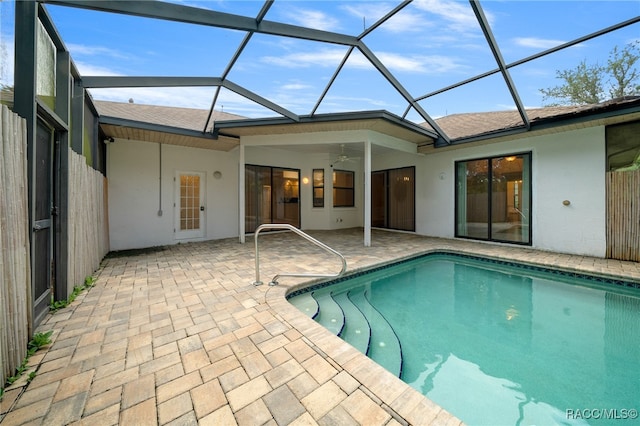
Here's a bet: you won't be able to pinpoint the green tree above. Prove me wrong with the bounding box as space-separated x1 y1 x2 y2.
607 42 640 99
541 41 640 106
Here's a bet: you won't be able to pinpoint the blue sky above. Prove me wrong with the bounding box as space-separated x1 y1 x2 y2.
2 0 639 121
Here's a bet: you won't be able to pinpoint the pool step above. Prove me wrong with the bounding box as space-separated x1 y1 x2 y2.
312 291 345 335
333 290 371 355
288 291 319 319
349 288 403 378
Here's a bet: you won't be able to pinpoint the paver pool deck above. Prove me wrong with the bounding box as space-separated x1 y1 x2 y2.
2 229 639 425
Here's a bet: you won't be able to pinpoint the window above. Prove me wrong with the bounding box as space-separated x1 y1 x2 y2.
606 120 640 171
372 167 415 231
333 169 354 207
455 153 531 244
313 169 324 207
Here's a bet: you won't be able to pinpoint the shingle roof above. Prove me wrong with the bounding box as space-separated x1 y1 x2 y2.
432 97 640 140
94 100 244 133
94 96 640 151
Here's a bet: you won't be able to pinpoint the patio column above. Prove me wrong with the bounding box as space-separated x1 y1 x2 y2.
239 142 245 243
364 140 371 247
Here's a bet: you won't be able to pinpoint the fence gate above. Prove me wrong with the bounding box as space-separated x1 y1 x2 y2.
32 119 55 327
606 169 640 262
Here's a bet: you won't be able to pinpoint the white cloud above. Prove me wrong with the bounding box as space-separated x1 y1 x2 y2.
281 82 313 91
68 45 136 77
354 49 466 76
343 2 437 34
413 0 485 34
341 3 400 30
375 52 427 72
261 48 348 68
376 52 463 74
89 87 210 109
341 2 393 22
73 62 122 77
260 44 467 76
513 37 566 50
268 92 317 113
380 12 431 33
280 8 341 32
66 43 131 60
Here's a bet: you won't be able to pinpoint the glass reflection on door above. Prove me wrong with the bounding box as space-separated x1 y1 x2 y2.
245 165 300 233
456 154 530 244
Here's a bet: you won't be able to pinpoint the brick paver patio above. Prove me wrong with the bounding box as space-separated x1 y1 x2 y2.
2 229 639 425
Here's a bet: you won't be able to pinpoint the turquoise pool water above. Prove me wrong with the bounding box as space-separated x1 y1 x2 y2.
288 253 640 425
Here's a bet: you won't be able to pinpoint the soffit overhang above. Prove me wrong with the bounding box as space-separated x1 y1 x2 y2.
99 110 438 151
213 110 438 144
99 116 239 151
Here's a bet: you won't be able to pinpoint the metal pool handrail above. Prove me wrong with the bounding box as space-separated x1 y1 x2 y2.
253 224 347 286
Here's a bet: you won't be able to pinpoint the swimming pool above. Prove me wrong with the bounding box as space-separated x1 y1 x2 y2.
287 253 640 425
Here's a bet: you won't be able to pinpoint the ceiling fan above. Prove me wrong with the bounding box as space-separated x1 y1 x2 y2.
333 144 360 164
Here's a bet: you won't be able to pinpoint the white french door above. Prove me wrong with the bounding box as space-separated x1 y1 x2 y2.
175 171 206 240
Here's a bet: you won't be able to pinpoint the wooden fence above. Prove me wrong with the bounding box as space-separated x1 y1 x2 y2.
0 105 31 387
67 149 109 295
1 106 110 388
606 169 640 262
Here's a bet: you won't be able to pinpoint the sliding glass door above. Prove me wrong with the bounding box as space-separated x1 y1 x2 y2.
372 166 415 231
455 153 531 244
245 165 300 233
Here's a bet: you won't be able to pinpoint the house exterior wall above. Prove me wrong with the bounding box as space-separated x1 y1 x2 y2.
107 140 239 251
107 125 607 257
402 125 606 257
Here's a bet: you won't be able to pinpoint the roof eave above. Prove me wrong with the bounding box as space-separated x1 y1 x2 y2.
100 115 220 140
213 110 439 140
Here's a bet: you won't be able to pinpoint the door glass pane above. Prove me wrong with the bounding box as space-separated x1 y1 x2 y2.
272 168 299 227
333 170 354 207
180 174 200 230
456 154 531 244
388 167 415 231
313 169 324 207
457 159 489 239
245 166 300 232
491 155 530 243
372 171 386 227
245 165 271 233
